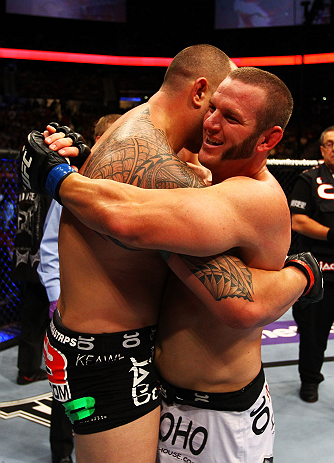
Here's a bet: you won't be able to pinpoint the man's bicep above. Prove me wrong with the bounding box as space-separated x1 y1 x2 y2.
143 185 241 255
110 182 243 256
60 177 242 256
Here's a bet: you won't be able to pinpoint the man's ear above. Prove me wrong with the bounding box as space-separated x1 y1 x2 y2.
192 77 209 108
256 126 283 153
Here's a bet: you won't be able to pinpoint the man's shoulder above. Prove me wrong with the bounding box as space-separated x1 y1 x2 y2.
217 175 284 202
212 176 290 235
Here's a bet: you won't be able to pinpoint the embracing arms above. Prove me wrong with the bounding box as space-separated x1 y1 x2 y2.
58 174 262 256
20 127 323 329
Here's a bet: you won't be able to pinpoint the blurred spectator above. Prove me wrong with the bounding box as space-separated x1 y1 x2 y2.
11 188 51 385
289 124 334 403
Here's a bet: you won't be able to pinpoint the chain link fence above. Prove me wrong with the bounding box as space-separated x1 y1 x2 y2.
0 150 23 348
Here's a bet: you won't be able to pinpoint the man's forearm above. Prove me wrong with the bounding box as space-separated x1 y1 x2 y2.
291 214 329 240
59 174 140 243
164 252 308 329
58 173 241 257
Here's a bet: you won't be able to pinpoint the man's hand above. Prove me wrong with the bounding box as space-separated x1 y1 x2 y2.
185 162 212 186
20 130 76 204
44 122 91 169
20 123 91 204
284 252 324 303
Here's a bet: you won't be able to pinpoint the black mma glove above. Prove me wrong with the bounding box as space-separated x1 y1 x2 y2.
20 125 91 204
48 122 91 170
21 130 76 204
284 252 324 304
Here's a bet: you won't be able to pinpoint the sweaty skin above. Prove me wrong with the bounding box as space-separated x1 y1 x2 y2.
41 72 312 463
58 105 204 334
59 155 305 393
57 103 207 463
54 76 308 396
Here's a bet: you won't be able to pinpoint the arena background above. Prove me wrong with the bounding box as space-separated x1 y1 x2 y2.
1 0 334 345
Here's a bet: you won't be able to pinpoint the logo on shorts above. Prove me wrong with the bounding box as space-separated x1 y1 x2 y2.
130 357 159 407
122 331 141 348
250 393 274 436
43 334 71 402
194 392 209 403
159 412 208 456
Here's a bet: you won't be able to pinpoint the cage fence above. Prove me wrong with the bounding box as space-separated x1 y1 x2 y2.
0 150 23 349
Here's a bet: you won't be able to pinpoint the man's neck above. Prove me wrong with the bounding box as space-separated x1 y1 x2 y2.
149 89 200 155
212 157 268 184
149 92 186 154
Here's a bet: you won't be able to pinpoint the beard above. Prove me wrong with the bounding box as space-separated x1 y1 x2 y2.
222 131 261 160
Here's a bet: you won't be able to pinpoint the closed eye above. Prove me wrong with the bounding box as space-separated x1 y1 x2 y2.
208 103 216 113
226 116 239 124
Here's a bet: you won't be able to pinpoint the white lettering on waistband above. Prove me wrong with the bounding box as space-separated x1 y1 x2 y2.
75 353 125 366
50 319 95 350
194 393 210 403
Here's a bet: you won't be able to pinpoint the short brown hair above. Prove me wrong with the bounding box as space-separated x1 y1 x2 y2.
94 113 122 139
162 44 234 94
228 67 293 133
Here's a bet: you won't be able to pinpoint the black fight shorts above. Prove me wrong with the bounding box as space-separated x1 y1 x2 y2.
43 310 161 434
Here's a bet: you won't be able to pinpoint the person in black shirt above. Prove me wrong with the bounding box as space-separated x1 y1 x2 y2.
290 125 334 402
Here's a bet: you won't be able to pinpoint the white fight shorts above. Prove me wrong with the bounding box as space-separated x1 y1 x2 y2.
157 368 274 463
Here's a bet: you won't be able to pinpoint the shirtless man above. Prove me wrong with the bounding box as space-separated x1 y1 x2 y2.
21 65 322 462
21 45 236 463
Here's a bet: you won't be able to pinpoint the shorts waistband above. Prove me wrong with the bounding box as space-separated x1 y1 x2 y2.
159 366 265 412
47 309 157 354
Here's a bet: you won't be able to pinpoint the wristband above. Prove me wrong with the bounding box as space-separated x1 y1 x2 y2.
327 228 334 242
45 164 75 204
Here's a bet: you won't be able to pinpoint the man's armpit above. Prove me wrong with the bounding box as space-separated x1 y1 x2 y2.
178 253 254 302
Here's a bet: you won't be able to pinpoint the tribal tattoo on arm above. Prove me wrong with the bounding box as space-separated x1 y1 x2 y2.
178 253 254 302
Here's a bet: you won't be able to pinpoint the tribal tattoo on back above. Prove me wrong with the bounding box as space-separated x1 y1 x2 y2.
83 106 204 249
83 107 205 189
